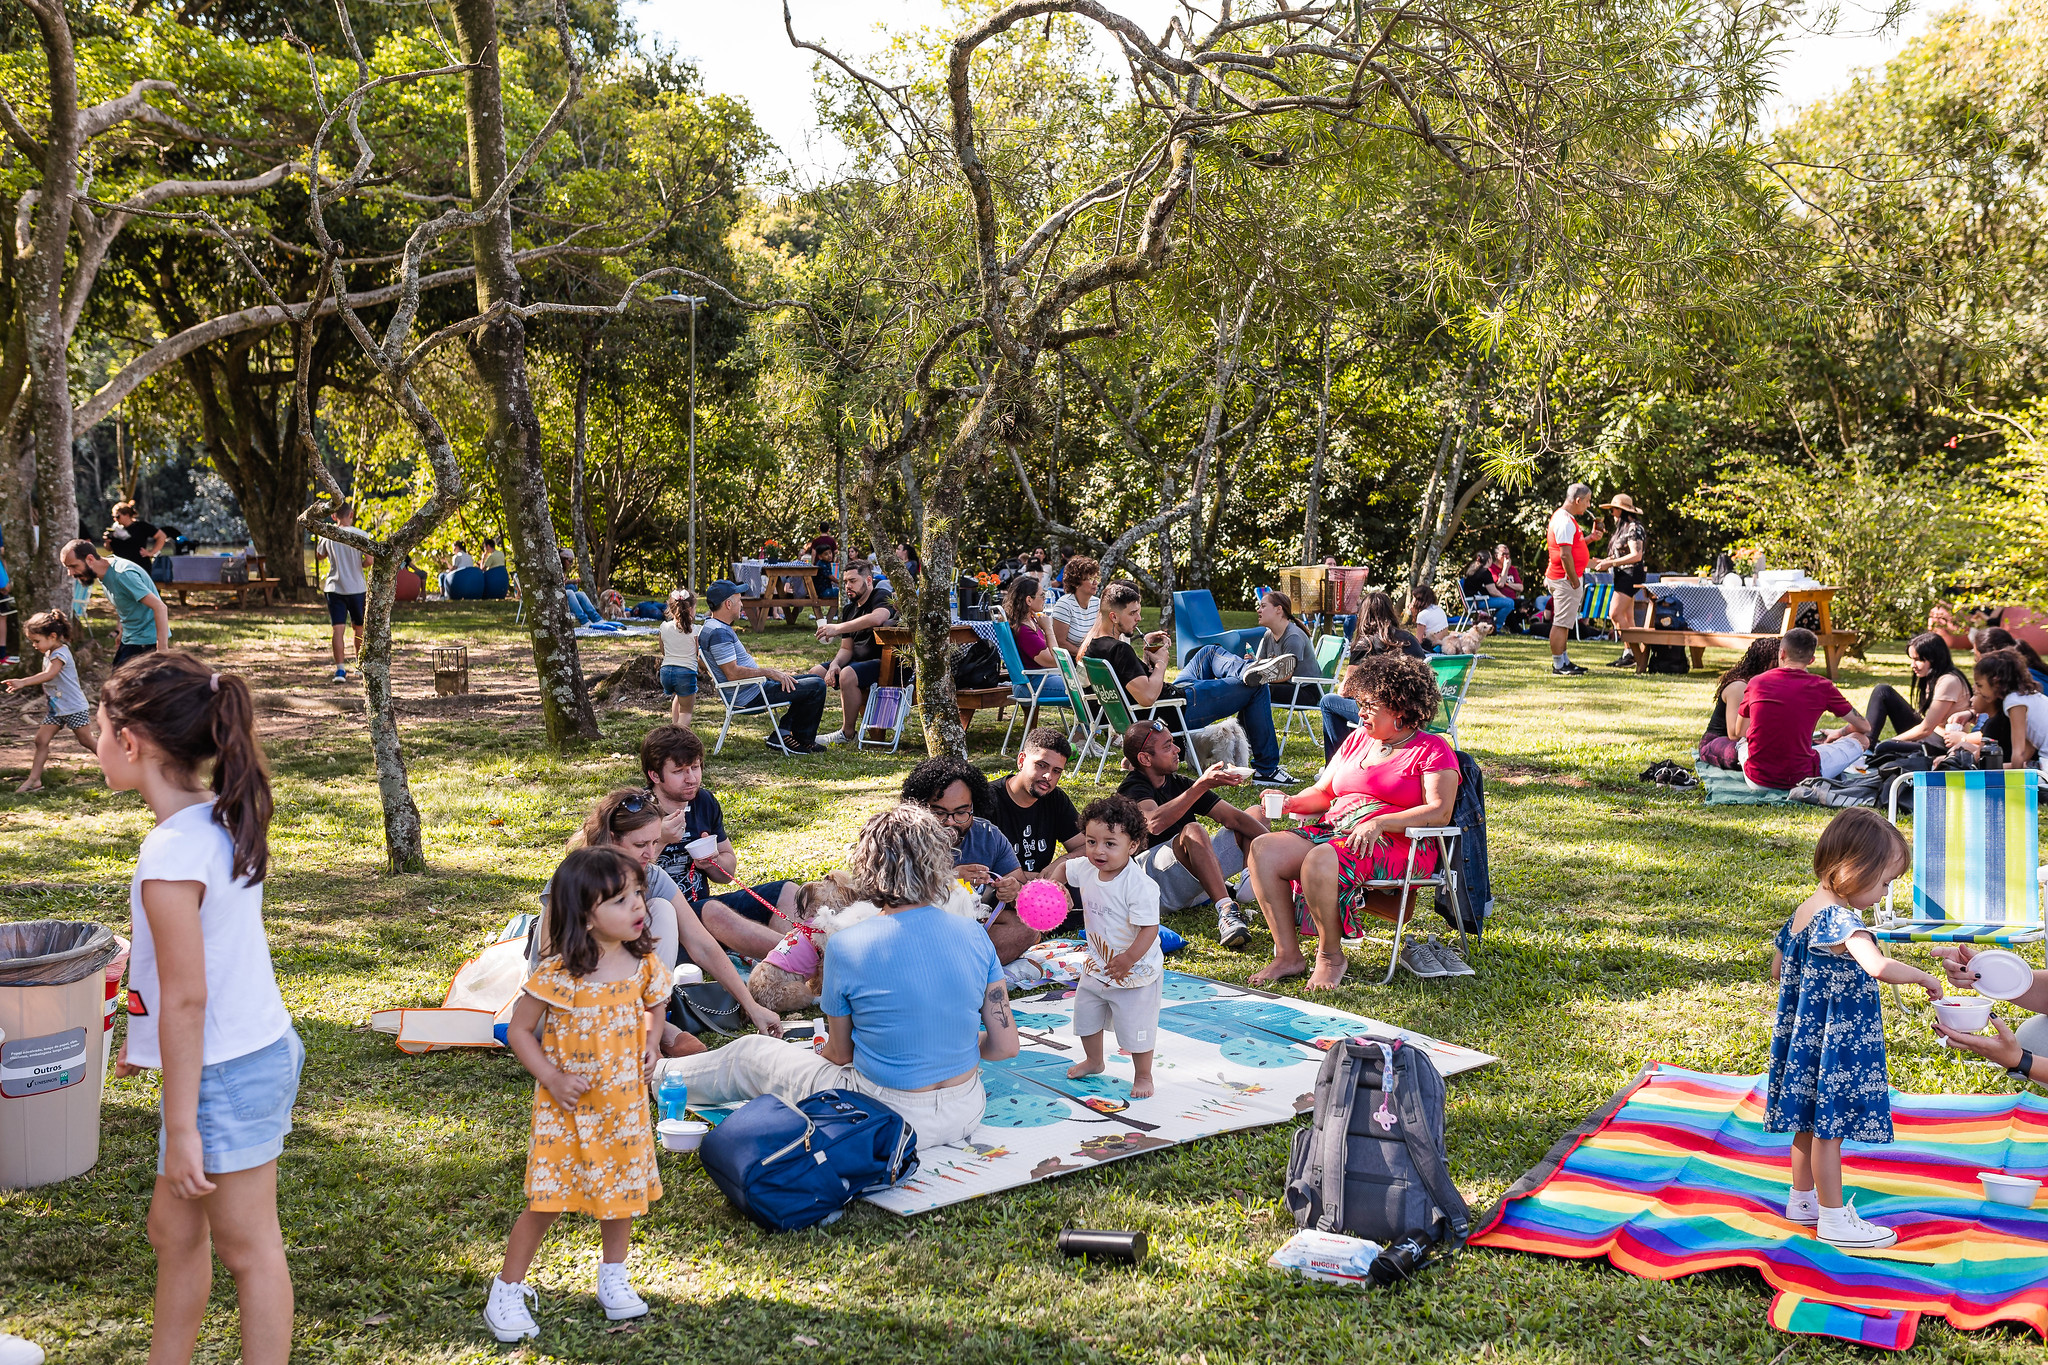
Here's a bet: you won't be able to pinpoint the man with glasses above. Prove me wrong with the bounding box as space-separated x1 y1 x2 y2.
1116 719 1270 948
640 724 799 959
899 755 1035 962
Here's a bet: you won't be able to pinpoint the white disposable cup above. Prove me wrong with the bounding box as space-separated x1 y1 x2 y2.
1263 789 1286 820
657 1118 708 1153
673 963 705 986
1935 998 1993 1032
686 835 719 861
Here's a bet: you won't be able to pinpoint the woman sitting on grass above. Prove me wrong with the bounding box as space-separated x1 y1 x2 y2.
1699 637 1785 769
1247 652 1462 991
1863 632 1970 746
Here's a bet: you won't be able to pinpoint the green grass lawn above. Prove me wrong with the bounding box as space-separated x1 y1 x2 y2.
0 606 2035 1362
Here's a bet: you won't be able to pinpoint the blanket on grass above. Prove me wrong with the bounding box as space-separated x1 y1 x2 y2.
1469 1064 2048 1347
1696 760 1790 806
706 969 1496 1215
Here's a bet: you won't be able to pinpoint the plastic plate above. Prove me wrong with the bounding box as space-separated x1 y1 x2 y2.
1970 949 2035 1001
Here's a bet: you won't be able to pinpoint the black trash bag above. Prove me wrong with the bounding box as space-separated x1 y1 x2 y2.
0 920 119 987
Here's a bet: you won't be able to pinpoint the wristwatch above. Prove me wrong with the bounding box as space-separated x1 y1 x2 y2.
2007 1048 2035 1084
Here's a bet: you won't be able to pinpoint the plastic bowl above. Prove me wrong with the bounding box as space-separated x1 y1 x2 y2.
1935 998 1994 1033
1977 1172 2042 1207
657 1119 708 1153
686 835 719 861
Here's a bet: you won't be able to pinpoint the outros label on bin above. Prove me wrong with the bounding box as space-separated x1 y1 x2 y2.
0 1027 89 1098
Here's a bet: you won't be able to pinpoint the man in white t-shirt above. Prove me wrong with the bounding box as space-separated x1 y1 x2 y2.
1544 483 1594 677
315 507 369 683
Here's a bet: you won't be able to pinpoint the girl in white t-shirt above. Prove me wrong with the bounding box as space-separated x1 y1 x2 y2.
1408 585 1451 648
658 588 699 727
103 652 298 1365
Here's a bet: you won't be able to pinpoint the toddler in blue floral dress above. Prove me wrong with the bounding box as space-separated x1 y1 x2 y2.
1768 807 1941 1251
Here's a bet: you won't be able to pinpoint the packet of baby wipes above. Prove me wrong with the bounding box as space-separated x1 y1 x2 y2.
1267 1230 1382 1286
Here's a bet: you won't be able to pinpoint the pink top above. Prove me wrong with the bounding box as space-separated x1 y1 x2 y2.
764 924 823 978
1319 728 1459 865
1016 621 1051 662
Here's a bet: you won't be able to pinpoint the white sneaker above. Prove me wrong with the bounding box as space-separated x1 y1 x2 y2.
0 1333 47 1365
1242 654 1296 687
1785 1189 1819 1226
596 1261 648 1321
1817 1198 1896 1250
821 729 853 747
482 1276 539 1342
1397 936 1448 979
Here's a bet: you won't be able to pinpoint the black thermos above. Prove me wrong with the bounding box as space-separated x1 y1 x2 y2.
1057 1228 1147 1262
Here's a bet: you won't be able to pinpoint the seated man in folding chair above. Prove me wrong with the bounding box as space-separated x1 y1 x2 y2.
1244 652 1465 991
699 580 832 756
814 559 897 748
1117 720 1271 950
1081 580 1297 786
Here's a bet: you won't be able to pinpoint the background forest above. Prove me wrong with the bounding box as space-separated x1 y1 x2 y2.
5 0 2048 663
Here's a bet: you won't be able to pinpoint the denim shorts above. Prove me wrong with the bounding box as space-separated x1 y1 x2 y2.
660 665 699 697
158 1028 305 1176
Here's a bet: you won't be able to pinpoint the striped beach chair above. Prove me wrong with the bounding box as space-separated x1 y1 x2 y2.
1873 770 2045 948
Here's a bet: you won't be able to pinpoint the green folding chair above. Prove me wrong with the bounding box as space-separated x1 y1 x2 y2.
1426 653 1486 749
1080 654 1188 783
1275 633 1347 755
1053 647 1112 768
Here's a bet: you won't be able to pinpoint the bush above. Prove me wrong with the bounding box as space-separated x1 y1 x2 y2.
1680 454 1984 640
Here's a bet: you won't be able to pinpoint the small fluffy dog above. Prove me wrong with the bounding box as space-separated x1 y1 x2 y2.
745 874 987 1013
1438 621 1493 656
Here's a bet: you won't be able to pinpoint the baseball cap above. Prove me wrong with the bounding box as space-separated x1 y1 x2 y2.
705 580 744 610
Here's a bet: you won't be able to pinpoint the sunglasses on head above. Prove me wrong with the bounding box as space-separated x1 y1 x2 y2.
616 790 656 814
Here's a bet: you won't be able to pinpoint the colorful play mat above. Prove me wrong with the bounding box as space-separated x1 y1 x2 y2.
1470 1064 2048 1349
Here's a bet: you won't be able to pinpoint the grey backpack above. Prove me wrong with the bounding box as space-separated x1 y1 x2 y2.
1284 1036 1470 1246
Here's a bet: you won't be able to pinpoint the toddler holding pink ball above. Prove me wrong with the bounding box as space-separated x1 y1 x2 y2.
1051 794 1163 1098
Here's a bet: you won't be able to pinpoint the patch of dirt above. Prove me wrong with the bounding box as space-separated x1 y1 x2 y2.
1489 764 1590 788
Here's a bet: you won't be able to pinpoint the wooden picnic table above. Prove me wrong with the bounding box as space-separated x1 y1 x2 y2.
1621 583 1857 678
873 624 1010 730
740 562 831 626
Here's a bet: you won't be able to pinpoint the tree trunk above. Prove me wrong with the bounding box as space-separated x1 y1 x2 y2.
1404 360 1475 596
1303 311 1331 564
358 552 426 872
177 334 317 597
913 457 965 757
451 0 598 747
1156 468 1177 635
570 333 599 591
16 0 83 619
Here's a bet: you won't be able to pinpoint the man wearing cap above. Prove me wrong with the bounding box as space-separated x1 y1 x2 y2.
1593 493 1649 667
698 579 831 755
1544 483 1594 677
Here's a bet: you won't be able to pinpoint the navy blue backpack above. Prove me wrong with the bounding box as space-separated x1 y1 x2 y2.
700 1089 918 1231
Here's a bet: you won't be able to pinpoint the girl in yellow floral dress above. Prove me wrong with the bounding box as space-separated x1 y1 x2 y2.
484 846 668 1343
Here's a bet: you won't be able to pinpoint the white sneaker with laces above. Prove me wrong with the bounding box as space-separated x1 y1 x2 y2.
1397 936 1448 979
1242 654 1296 687
1817 1199 1896 1250
821 729 853 746
482 1276 539 1342
1216 901 1253 949
596 1261 648 1321
1785 1189 1820 1226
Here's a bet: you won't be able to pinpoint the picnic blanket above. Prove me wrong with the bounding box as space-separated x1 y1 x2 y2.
704 969 1496 1215
1470 1064 2048 1345
1697 760 1789 805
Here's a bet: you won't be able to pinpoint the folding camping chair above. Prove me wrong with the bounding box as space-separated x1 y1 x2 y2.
1577 582 1617 641
705 666 793 756
993 620 1072 754
859 681 917 753
1274 631 1347 756
1426 653 1486 749
1080 654 1188 783
1357 825 1470 985
1172 589 1264 666
1054 647 1112 766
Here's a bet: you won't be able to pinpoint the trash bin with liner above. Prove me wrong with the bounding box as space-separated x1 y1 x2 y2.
0 920 120 1188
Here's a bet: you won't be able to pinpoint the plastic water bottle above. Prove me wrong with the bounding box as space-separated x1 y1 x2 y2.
658 1068 689 1123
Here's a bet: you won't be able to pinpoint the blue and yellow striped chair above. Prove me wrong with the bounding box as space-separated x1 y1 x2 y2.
1872 770 2045 948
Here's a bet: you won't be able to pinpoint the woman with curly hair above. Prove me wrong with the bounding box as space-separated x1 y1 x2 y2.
1950 649 2047 770
900 755 1034 961
1245 652 1462 990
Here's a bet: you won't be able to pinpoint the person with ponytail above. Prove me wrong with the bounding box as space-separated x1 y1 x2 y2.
103 652 297 1365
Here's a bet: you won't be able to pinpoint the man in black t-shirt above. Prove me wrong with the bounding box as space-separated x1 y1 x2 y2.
104 500 167 568
816 560 898 746
987 728 1083 891
1115 720 1270 949
639 724 799 959
1082 580 1296 785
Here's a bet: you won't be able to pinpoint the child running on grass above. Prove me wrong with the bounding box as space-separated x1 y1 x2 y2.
3 610 97 791
105 652 300 1365
1768 806 1941 1251
1054 794 1163 1098
486 845 667 1344
658 588 699 727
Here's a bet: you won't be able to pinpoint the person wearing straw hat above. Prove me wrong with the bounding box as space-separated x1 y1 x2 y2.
1593 493 1649 668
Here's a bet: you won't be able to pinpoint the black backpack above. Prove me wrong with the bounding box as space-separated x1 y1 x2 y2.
1650 597 1688 631
1285 1037 1470 1247
1646 644 1691 674
949 638 1004 690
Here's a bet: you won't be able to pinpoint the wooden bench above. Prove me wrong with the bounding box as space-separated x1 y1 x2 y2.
169 577 282 608
1617 627 1862 679
954 686 1013 731
741 594 832 628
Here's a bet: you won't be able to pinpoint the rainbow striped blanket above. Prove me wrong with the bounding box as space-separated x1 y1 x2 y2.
1471 1064 2048 1346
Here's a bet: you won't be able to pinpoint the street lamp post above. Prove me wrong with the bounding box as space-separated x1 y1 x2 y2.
670 293 708 590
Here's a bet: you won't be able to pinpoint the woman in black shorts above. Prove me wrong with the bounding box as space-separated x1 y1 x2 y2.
1597 494 1648 666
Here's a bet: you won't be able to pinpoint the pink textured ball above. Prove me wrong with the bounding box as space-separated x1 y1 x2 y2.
1015 879 1070 932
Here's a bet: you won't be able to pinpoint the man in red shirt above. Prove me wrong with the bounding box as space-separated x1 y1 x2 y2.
1737 628 1871 790
1544 483 1594 677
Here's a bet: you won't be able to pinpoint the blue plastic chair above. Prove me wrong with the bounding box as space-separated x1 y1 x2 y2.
991 620 1071 754
481 565 510 600
1172 589 1263 667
